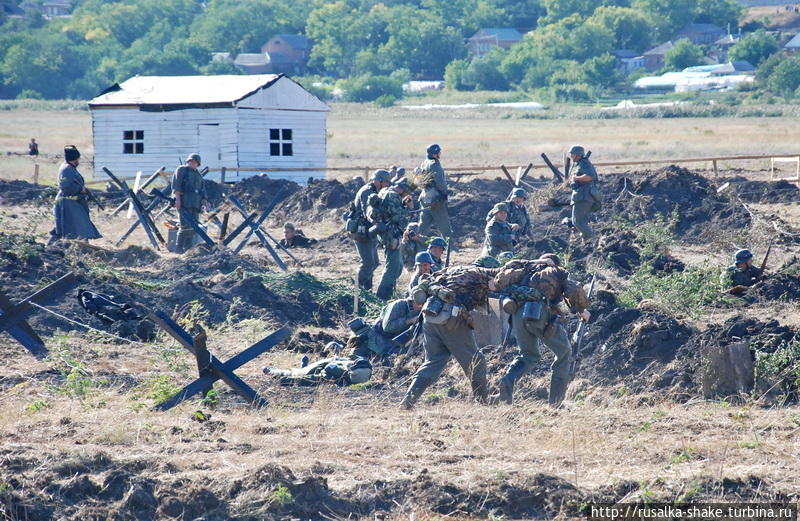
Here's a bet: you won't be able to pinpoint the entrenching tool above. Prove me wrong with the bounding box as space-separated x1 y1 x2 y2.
568 274 596 380
150 310 291 410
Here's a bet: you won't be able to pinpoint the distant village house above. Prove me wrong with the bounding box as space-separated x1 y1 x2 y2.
467 28 523 58
213 34 311 75
673 23 727 45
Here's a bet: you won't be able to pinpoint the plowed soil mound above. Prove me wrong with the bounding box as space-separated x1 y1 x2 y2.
0 179 56 204
269 178 361 225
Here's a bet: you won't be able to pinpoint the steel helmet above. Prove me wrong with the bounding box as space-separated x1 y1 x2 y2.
734 249 753 263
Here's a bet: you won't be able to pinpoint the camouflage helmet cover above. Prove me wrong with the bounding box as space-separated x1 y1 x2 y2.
490 202 510 216
473 256 501 268
539 253 561 266
497 251 515 265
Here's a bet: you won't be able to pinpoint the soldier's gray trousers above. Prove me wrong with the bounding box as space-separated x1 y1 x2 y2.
571 201 594 241
403 317 488 406
418 202 452 238
176 207 200 253
510 306 572 382
376 246 403 300
355 237 379 291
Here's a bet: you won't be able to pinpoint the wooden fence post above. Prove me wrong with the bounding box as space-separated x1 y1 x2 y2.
712 159 719 178
220 166 227 184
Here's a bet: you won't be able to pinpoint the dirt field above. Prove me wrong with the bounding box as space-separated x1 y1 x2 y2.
2 107 800 520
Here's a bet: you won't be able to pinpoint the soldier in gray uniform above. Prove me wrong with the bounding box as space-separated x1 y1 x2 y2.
408 251 434 295
428 237 447 272
172 153 208 254
399 257 501 409
348 297 423 359
721 249 764 293
417 144 452 239
483 202 515 257
352 170 392 291
50 145 102 243
568 145 600 244
506 188 530 244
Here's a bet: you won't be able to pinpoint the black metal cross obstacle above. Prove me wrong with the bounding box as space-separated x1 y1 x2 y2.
223 193 288 270
149 310 291 411
103 166 165 250
0 272 78 358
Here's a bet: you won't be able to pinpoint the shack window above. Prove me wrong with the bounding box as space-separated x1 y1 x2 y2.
269 128 293 157
123 130 144 154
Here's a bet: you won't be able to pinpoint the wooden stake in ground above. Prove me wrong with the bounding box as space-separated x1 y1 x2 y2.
354 273 360 316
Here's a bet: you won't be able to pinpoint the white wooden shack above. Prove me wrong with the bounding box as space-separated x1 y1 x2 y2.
88 74 329 183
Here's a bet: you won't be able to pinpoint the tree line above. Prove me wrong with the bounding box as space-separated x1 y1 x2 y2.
1 0 799 102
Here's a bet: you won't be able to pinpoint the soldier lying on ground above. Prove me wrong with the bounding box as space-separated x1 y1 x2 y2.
348 296 423 360
279 222 317 248
263 349 372 387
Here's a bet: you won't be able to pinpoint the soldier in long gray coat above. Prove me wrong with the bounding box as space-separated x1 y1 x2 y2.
172 153 207 254
417 144 452 239
49 145 101 244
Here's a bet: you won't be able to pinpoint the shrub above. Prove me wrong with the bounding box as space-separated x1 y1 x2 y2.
374 94 396 107
340 74 402 102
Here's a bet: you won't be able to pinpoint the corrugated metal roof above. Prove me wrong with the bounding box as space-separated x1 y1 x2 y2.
89 74 282 107
785 33 800 48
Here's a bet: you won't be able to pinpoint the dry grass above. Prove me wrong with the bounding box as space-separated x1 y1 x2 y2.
1 107 800 183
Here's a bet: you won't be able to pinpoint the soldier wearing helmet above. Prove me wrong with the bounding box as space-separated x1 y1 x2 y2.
483 202 515 257
351 169 392 291
407 251 435 295
400 222 429 271
491 254 589 407
428 236 447 272
567 145 600 245
417 143 452 240
366 176 414 300
172 153 208 253
721 249 764 293
506 187 530 242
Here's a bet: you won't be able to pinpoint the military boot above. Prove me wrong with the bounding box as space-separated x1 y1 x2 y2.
497 358 529 405
470 352 489 404
548 375 570 407
399 376 430 410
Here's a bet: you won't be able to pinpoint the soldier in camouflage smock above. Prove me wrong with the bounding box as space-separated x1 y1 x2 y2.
483 202 516 257
399 256 502 409
492 254 590 407
367 177 413 300
400 223 429 271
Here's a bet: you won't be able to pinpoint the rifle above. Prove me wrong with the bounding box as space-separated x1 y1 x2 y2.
82 187 106 211
759 238 774 276
69 176 105 211
568 274 596 380
392 313 424 352
444 236 452 268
